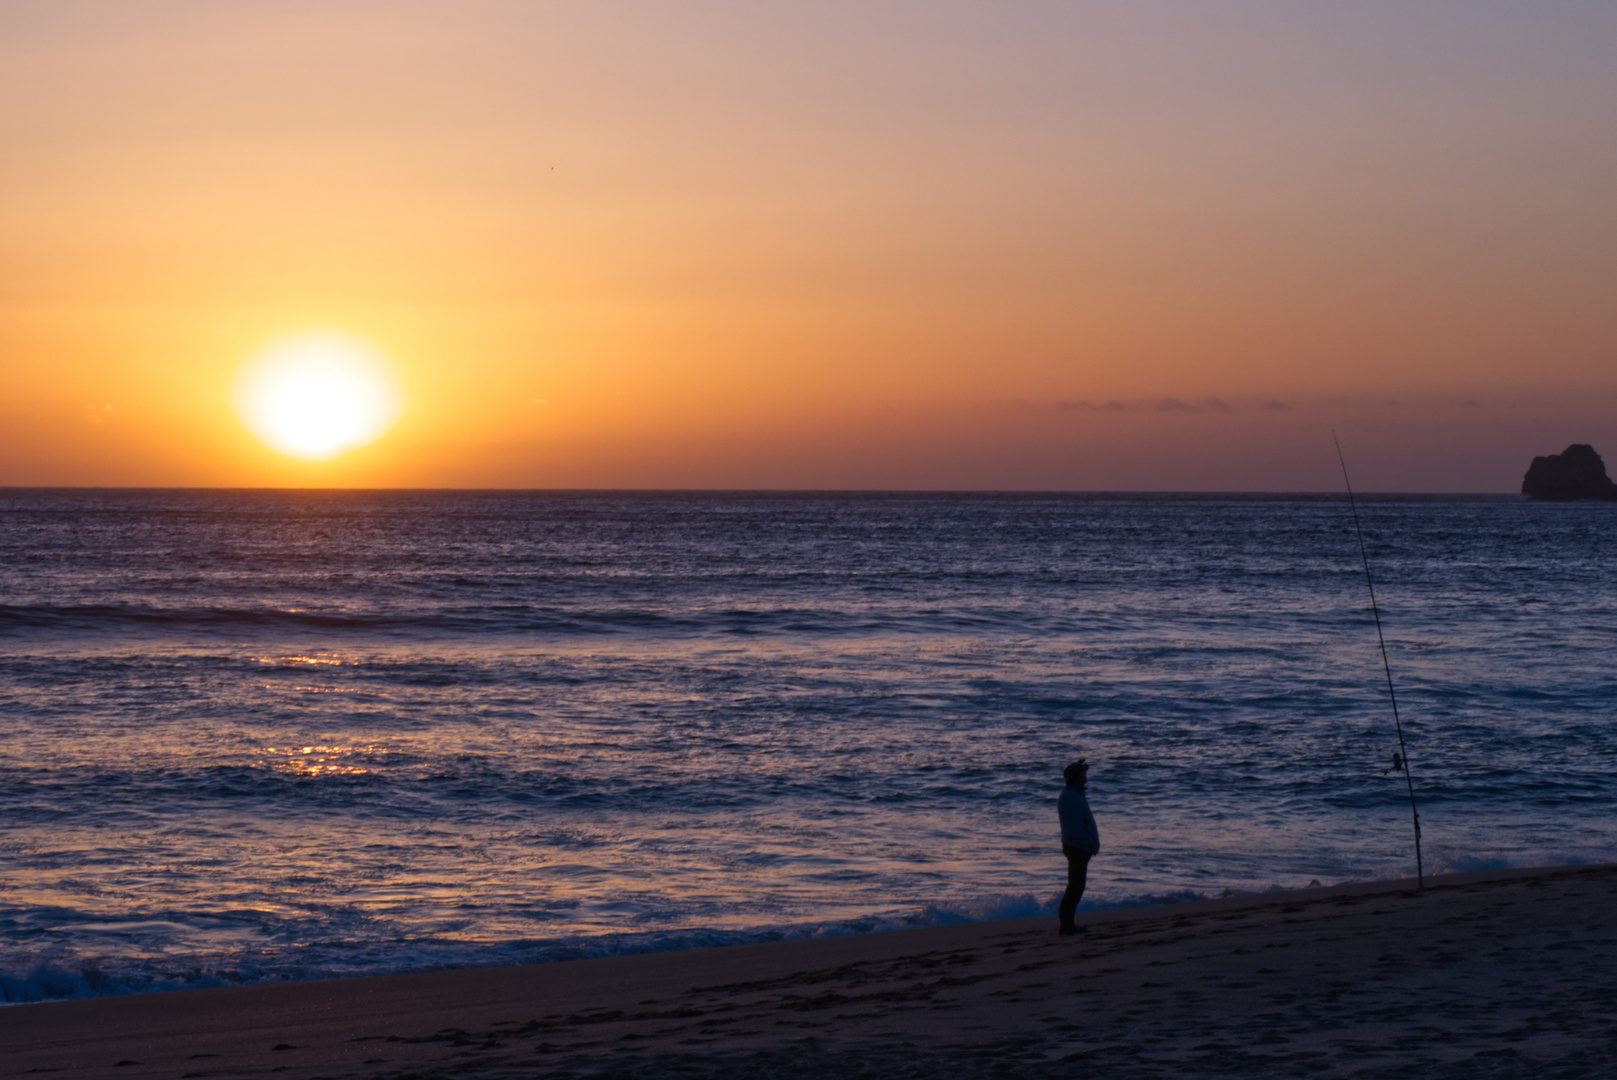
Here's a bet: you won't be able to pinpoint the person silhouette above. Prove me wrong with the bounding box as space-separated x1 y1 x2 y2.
1058 758 1099 935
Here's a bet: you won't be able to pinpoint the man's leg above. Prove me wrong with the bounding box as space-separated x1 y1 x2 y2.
1059 847 1091 931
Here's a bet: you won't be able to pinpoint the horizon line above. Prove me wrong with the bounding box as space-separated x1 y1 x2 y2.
0 485 1529 498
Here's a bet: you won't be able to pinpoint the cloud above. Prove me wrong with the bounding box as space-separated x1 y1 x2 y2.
1149 396 1234 414
1054 395 1254 416
1055 399 1128 411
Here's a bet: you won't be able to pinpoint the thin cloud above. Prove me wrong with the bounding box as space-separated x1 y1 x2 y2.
1056 395 1247 415
1054 399 1129 412
1060 394 1261 417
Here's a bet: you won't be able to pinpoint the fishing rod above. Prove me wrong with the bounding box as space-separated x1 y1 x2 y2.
1332 432 1423 889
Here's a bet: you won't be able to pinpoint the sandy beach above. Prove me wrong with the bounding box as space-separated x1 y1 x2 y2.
3 864 1613 1079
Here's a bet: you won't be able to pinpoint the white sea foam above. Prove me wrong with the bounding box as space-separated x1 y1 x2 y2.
7 849 1609 1004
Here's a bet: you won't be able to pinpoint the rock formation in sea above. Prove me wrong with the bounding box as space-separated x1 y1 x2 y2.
1521 444 1617 500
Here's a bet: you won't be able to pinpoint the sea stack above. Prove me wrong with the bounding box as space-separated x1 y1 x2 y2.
1521 444 1617 500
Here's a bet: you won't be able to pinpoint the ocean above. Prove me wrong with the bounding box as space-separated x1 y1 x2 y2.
2 490 1613 1002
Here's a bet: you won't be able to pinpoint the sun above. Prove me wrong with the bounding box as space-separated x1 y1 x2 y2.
233 332 404 461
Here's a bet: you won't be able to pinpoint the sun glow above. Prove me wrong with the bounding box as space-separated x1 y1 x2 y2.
233 332 404 461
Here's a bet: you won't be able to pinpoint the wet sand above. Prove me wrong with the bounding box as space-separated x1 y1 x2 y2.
4 864 1614 1079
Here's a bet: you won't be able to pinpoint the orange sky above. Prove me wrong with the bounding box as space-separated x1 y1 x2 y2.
3 1 1615 490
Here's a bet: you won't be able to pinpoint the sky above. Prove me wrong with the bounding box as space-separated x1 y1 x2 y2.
2 0 1615 490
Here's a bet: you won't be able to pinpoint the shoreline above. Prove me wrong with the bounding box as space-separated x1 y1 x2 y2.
0 868 1529 1006
3 863 1612 1078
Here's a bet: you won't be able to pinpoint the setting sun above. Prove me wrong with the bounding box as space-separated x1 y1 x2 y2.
232 332 404 461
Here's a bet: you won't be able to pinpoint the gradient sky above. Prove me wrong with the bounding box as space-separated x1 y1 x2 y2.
3 1 1615 490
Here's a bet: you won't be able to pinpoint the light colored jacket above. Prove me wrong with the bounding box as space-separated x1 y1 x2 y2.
1058 786 1099 853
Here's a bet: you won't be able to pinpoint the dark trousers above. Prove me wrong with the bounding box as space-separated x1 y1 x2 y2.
1059 844 1093 928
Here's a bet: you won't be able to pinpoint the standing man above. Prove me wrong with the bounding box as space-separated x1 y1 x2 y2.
1058 759 1099 935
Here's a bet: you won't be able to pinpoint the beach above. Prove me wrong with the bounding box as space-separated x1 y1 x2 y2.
4 863 1612 1078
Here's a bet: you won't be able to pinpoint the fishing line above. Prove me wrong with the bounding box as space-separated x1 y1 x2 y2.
1332 432 1424 889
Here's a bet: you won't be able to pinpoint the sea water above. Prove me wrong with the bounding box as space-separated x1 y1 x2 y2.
1 490 1613 1001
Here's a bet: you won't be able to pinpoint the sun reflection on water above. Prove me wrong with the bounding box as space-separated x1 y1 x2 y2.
259 744 395 778
252 654 350 667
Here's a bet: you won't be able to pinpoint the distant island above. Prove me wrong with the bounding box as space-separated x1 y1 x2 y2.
1522 444 1617 500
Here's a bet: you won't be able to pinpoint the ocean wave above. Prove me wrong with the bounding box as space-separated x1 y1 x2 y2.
0 601 1073 639
4 854 1595 1005
0 893 1087 1004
